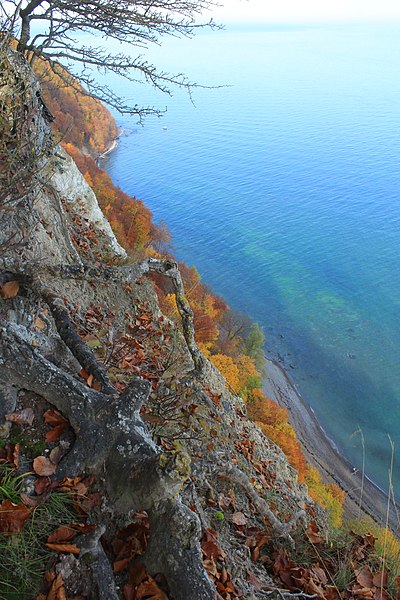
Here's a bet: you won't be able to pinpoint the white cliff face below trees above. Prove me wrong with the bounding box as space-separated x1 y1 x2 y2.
49 149 127 260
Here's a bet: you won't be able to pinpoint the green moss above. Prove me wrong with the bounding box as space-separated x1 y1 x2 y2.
8 431 46 459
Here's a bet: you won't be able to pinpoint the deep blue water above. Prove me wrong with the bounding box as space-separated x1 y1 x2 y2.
104 23 400 495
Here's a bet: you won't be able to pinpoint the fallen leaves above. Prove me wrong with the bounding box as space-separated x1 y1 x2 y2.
347 565 392 600
33 456 57 476
205 385 222 408
273 547 331 598
78 368 102 392
0 280 19 299
305 520 324 544
77 301 176 397
124 563 169 600
47 525 77 544
201 529 239 599
244 527 270 562
110 515 170 599
112 513 150 573
43 409 70 442
45 542 80 554
268 530 398 600
34 316 46 330
125 576 169 600
45 571 67 600
356 566 374 588
34 476 51 496
0 499 31 533
231 511 248 527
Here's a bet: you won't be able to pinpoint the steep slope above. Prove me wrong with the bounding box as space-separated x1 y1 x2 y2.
2 46 400 600
0 44 322 600
36 54 346 526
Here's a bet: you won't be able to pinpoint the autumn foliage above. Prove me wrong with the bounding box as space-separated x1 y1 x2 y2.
35 59 119 155
43 67 345 527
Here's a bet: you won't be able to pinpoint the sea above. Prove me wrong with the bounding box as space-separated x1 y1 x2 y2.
102 22 400 496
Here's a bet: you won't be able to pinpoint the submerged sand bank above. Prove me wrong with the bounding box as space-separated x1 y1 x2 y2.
263 358 399 533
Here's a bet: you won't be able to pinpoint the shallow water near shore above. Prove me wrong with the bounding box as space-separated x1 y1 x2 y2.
104 22 400 495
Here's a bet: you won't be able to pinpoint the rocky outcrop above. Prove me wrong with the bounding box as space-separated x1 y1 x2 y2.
48 148 127 261
0 46 125 268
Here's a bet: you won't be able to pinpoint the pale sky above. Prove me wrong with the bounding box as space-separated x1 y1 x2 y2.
211 0 400 23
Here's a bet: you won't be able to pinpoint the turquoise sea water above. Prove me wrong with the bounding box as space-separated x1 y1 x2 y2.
104 23 400 494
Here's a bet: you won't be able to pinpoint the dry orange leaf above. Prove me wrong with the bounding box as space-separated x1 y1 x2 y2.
71 522 96 535
246 570 263 590
124 584 134 600
114 557 132 573
12 442 20 469
305 520 324 544
47 572 67 600
19 493 40 508
78 369 101 390
0 280 19 299
0 499 31 533
43 409 69 442
79 368 90 380
33 456 57 477
231 511 248 526
45 542 80 555
45 426 65 443
34 316 46 330
356 566 374 589
375 589 391 600
372 571 388 589
57 476 82 490
34 476 51 496
129 562 148 587
136 577 169 600
43 409 69 427
47 525 77 544
202 540 223 561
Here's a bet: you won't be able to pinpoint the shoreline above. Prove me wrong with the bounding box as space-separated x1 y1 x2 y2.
97 138 119 162
97 127 124 162
263 357 399 533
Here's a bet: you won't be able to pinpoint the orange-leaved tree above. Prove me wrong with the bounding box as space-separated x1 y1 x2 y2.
34 59 119 156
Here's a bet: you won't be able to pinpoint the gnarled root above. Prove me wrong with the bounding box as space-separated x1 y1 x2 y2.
5 257 205 374
218 463 306 546
0 319 214 599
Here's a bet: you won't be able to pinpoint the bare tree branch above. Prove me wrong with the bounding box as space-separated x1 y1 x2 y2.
1 0 222 115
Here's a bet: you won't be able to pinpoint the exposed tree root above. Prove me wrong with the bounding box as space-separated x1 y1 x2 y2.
5 257 205 374
0 258 211 596
0 257 306 596
218 463 307 546
36 284 116 395
0 319 215 599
